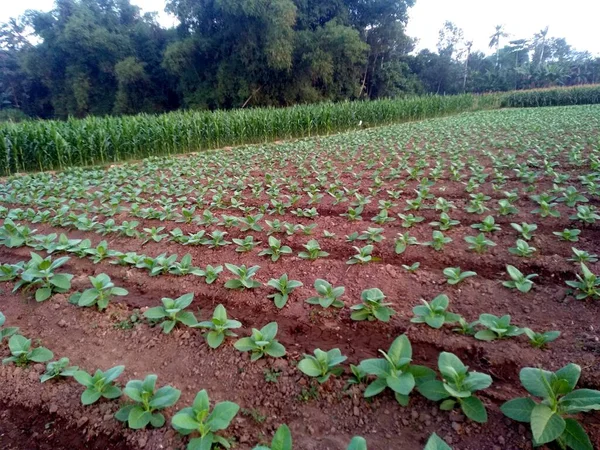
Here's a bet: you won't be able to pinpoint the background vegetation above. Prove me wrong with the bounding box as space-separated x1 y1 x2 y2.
1 0 599 120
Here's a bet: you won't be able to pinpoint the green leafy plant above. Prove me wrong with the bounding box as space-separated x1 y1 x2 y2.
0 311 19 342
398 213 424 228
347 245 374 264
197 264 223 284
347 436 368 450
193 304 242 349
503 265 537 293
298 348 347 383
350 288 395 322
402 262 420 272
411 294 460 329
233 236 261 253
452 317 478 336
171 389 240 450
70 273 128 311
524 328 561 349
144 293 198 333
358 335 436 405
298 239 329 260
394 232 418 254
13 253 73 302
40 357 79 382
418 352 492 423
115 374 181 429
464 233 496 254
566 263 600 300
501 363 600 449
553 229 581 242
429 213 460 231
306 279 345 309
424 433 451 450
267 274 303 308
234 322 286 361
73 365 124 405
2 334 53 366
511 222 538 240
253 424 292 450
423 231 452 251
568 248 598 264
475 314 524 341
224 264 261 289
259 236 292 262
443 267 476 285
471 215 501 233
509 239 537 257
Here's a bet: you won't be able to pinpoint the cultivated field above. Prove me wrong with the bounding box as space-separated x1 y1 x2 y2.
1 105 600 450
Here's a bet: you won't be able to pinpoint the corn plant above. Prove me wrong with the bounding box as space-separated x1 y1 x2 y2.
73 365 124 405
253 424 292 450
443 267 476 285
70 273 128 311
234 322 286 361
501 363 600 449
193 304 241 349
523 328 560 349
411 294 460 329
566 263 600 300
423 231 452 251
503 265 537 293
509 239 537 257
298 348 347 383
40 357 79 382
259 236 292 262
144 293 198 333
2 334 53 366
418 352 492 423
475 314 524 341
224 264 261 289
511 222 538 240
13 253 73 302
306 279 345 309
115 374 181 429
358 335 436 406
350 288 395 322
0 311 19 342
298 239 328 260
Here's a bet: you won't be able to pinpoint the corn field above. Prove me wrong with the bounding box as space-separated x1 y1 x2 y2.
1 85 599 176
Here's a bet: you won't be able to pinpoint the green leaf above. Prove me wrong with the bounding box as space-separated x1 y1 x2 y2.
438 352 466 380
128 406 152 429
460 396 488 423
81 389 102 405
364 377 388 397
207 331 225 349
298 358 322 377
424 433 452 450
520 367 555 398
418 380 450 401
530 403 566 444
559 389 600 413
29 347 53 362
35 287 52 302
171 412 200 431
271 424 292 450
207 401 240 431
150 412 165 428
78 289 99 307
501 397 536 422
386 372 415 395
474 329 497 341
560 418 593 450
149 386 181 409
347 436 367 450
115 405 134 422
144 307 167 320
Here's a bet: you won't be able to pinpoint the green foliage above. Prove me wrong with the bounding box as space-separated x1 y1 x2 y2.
2 334 53 366
234 322 286 361
267 274 303 309
144 293 198 333
0 311 19 342
224 264 261 290
40 357 79 383
347 245 374 264
424 433 452 450
347 436 368 450
524 328 561 349
424 231 452 251
475 314 524 341
553 229 581 242
115 374 181 429
358 335 436 406
74 365 124 405
411 294 460 329
298 348 347 383
70 274 128 311
350 288 396 322
464 233 496 254
501 363 600 449
503 265 537 293
298 239 329 260
509 239 537 257
253 424 292 450
193 304 242 349
13 252 73 302
306 279 345 308
172 389 240 450
418 352 492 423
443 267 476 285
566 263 600 300
511 222 537 240
259 236 292 262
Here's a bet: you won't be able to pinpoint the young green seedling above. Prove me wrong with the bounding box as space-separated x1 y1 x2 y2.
253 424 292 450
298 348 347 383
0 311 19 342
74 365 124 405
267 274 303 308
418 352 492 423
224 264 261 289
509 239 537 257
13 252 73 302
423 231 452 251
40 357 79 382
259 236 292 262
193 304 242 349
464 233 496 254
568 248 598 264
475 314 524 341
553 228 581 242
358 334 436 406
306 279 345 308
347 436 368 450
443 267 476 285
501 363 600 449
523 328 561 349
510 222 538 240
347 245 374 264
566 263 600 300
115 374 181 429
233 236 261 253
394 232 418 254
471 215 501 233
234 322 286 361
503 265 537 293
196 264 223 284
144 293 198 333
402 262 420 272
171 389 240 450
350 288 396 322
298 239 329 260
411 294 460 329
2 334 53 366
429 213 460 231
70 273 128 311
452 317 478 336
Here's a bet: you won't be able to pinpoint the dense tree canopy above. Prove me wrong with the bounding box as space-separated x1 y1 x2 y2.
1 0 599 120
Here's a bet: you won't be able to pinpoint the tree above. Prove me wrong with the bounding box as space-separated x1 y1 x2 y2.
488 25 508 68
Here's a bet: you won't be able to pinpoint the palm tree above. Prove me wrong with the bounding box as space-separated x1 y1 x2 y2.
462 40 473 91
533 26 549 67
489 25 508 68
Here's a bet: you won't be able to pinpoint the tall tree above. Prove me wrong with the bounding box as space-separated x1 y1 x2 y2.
488 24 508 68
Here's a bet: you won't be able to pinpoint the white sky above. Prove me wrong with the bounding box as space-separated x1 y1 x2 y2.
1 0 599 56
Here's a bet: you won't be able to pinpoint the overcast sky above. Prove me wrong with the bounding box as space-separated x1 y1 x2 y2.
2 0 599 56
